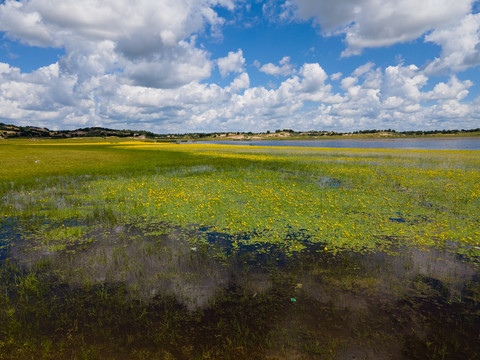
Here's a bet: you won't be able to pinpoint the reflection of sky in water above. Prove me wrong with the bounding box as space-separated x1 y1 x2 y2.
4 223 480 358
204 137 480 150
303 249 477 312
9 224 479 312
13 225 233 310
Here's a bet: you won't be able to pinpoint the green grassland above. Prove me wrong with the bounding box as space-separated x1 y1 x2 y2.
1 138 480 359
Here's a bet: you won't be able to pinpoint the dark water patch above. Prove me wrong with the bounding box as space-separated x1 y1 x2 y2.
388 214 432 225
421 201 433 208
399 280 480 359
192 224 314 264
315 176 342 188
0 239 10 261
2 215 82 231
0 217 24 261
415 275 450 297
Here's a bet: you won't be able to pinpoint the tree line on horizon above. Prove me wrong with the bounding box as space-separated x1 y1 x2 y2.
0 122 479 140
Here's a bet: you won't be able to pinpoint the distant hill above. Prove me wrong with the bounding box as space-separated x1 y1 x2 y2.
0 123 159 139
0 122 479 140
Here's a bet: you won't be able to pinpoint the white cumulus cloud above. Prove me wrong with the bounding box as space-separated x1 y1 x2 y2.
217 49 246 77
228 73 250 93
423 76 473 101
424 13 480 74
292 0 475 56
0 0 234 89
258 56 294 76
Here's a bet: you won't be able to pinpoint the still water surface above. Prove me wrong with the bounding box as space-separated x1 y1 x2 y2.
2 220 480 359
203 137 480 150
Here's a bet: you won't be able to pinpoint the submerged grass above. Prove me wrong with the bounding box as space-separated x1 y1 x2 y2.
1 138 479 358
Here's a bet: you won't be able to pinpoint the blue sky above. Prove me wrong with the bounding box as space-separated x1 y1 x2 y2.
0 0 479 133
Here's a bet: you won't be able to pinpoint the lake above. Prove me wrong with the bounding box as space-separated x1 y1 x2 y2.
203 137 480 150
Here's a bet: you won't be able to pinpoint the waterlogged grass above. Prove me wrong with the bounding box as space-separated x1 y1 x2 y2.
1 138 480 359
3 140 478 257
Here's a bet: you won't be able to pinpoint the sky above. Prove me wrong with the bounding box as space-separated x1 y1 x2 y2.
0 0 479 133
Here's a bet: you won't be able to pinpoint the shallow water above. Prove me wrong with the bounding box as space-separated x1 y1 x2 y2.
203 137 480 150
1 222 480 359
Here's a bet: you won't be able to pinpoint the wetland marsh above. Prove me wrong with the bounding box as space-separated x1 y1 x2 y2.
1 139 479 359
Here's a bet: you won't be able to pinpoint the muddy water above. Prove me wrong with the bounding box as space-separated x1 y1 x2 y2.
1 223 480 359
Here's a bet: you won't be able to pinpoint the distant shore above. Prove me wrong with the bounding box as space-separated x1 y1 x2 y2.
1 121 479 141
